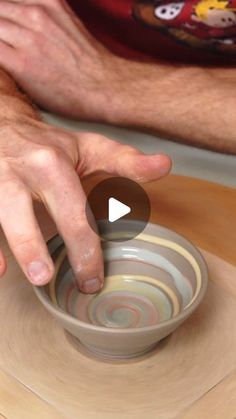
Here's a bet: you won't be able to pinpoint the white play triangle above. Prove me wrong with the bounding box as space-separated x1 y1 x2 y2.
108 197 131 223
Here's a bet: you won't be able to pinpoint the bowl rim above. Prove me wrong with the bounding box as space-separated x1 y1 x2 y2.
34 222 209 334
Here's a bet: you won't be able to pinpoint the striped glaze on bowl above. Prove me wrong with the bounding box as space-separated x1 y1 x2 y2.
34 221 208 360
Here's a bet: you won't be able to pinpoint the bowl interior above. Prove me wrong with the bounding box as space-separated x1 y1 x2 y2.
42 222 207 330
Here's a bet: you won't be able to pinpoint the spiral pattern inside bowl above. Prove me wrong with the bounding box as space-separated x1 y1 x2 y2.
48 226 203 329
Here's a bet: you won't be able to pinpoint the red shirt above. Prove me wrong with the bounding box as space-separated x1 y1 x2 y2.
68 0 236 64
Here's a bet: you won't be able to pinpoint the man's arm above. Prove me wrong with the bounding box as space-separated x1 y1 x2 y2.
0 1 234 154
103 60 236 154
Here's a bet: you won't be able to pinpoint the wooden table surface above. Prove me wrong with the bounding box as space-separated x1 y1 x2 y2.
0 175 235 419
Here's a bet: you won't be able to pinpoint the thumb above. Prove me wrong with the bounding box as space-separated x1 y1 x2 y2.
77 134 172 182
112 148 172 183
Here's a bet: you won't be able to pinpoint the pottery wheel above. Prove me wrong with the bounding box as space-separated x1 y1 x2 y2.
0 175 235 419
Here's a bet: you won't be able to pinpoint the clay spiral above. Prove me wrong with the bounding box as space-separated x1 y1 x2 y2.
52 230 201 329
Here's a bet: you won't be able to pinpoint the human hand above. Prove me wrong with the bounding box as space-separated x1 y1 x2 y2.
0 0 115 120
0 117 171 293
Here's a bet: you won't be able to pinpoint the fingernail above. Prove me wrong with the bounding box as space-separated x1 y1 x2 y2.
82 278 101 294
159 155 172 174
27 260 51 285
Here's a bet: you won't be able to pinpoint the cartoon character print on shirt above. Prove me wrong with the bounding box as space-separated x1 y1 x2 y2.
132 0 236 55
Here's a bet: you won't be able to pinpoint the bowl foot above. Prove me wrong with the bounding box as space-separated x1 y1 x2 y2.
65 331 168 363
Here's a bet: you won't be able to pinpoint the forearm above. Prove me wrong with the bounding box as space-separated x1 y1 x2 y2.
0 1 234 154
0 69 39 123
102 58 236 154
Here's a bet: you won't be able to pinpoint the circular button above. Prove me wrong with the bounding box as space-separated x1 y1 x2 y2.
86 177 151 242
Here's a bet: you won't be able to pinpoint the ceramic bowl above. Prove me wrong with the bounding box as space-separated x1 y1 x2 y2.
34 221 208 360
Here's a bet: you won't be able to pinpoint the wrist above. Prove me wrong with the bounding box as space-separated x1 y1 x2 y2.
0 69 40 123
93 56 177 126
66 52 125 123
0 95 40 126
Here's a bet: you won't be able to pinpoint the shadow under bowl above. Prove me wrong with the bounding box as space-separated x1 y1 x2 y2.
34 221 208 360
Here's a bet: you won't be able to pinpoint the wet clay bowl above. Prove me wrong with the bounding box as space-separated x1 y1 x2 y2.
34 221 208 360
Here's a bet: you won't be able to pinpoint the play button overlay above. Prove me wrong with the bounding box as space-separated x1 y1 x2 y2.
108 198 131 223
86 177 151 242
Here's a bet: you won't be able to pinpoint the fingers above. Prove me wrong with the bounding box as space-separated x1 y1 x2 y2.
0 2 27 31
0 0 83 40
0 2 62 39
25 0 79 36
23 0 91 38
77 134 172 182
112 152 172 182
39 155 104 294
0 18 29 48
0 179 54 285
